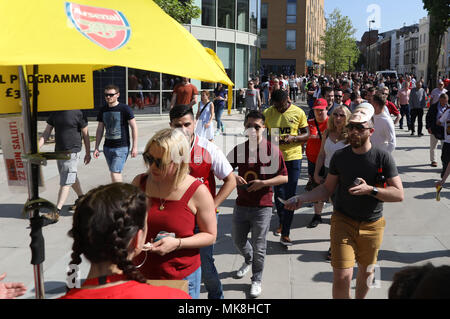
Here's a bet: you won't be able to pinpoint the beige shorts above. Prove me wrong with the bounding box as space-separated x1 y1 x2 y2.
330 210 385 269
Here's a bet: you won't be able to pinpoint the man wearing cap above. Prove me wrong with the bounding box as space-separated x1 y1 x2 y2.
305 98 329 228
284 104 404 299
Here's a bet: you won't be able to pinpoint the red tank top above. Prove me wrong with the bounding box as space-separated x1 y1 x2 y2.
136 174 201 280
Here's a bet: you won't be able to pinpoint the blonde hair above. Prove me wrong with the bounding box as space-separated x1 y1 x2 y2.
327 105 351 141
143 128 190 187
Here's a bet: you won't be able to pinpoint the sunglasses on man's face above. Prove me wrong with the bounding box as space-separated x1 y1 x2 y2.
335 95 343 98
104 93 117 97
245 124 262 131
346 123 371 132
143 153 163 169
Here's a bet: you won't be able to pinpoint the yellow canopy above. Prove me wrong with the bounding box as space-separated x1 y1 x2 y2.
0 0 234 86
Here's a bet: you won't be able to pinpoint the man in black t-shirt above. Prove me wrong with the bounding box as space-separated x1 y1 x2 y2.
94 84 138 182
39 110 91 223
284 104 404 299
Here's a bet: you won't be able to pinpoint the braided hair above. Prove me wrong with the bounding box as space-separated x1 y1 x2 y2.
67 183 147 284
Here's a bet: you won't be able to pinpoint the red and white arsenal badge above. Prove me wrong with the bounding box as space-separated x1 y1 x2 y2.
65 2 131 51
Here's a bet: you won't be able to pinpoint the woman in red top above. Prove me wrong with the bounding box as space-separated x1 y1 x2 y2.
60 183 190 299
132 128 217 299
305 98 329 228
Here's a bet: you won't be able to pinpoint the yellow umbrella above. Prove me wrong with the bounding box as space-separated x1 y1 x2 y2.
0 0 233 299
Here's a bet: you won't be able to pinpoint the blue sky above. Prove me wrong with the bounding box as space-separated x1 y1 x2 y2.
324 0 428 40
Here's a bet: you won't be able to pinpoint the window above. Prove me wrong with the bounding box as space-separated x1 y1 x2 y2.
249 0 259 34
286 0 296 24
260 3 268 48
218 0 235 29
235 44 248 89
202 0 216 27
237 0 249 32
286 30 296 50
217 42 235 83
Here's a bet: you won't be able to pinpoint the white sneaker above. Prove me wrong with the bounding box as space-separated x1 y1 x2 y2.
250 281 262 298
236 262 251 278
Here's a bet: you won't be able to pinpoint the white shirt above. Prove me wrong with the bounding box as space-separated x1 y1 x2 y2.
371 111 396 153
438 108 450 144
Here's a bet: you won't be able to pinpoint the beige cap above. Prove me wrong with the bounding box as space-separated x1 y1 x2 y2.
349 103 374 123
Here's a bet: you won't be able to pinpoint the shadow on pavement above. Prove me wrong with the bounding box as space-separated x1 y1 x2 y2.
0 204 25 219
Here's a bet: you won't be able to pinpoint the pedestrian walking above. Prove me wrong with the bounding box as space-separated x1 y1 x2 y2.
284 105 404 299
426 93 447 167
409 81 427 136
60 182 191 299
94 84 138 183
263 89 309 246
132 128 217 299
397 81 411 131
437 97 450 178
195 90 215 141
169 105 236 299
245 80 262 115
38 110 91 223
370 95 396 153
227 110 288 298
213 83 227 135
170 77 198 109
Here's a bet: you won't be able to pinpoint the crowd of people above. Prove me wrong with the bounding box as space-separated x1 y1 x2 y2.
3 70 450 300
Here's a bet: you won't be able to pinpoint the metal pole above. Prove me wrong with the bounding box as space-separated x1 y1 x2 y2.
18 66 45 299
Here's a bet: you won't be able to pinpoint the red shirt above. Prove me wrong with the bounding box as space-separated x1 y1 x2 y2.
173 83 198 105
228 139 287 207
60 280 191 299
137 175 201 280
385 100 399 116
306 118 328 163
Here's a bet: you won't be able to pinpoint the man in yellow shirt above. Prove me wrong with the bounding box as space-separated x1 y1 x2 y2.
263 89 309 246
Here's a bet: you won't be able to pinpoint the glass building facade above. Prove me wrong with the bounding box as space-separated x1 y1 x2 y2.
91 0 261 116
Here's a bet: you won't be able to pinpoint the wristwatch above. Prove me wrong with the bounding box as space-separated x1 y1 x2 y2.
371 186 379 196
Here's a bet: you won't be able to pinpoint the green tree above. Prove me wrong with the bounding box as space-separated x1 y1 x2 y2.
423 0 450 88
154 0 201 24
320 8 360 76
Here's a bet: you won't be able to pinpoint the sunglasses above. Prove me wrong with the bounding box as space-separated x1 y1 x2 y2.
335 95 343 98
333 113 346 118
104 93 117 97
245 124 262 131
346 123 371 132
143 153 163 169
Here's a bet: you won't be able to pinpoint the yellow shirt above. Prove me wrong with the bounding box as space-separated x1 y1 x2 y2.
263 104 308 161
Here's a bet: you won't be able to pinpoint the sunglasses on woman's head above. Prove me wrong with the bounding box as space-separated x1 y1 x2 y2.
143 153 163 169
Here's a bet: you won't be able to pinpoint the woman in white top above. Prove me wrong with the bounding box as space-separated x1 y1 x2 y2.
195 90 215 141
314 105 351 185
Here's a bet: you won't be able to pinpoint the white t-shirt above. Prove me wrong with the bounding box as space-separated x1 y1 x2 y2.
438 108 450 144
371 112 396 153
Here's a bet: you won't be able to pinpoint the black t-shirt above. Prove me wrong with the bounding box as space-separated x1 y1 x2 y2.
328 146 398 222
97 103 134 148
47 110 87 153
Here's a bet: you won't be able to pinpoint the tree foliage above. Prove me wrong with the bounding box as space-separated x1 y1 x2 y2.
154 0 201 24
320 8 360 75
423 0 450 87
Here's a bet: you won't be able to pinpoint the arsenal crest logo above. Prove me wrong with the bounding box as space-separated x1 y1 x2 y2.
65 2 131 51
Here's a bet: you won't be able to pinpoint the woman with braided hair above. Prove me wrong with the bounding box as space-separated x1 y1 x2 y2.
132 128 217 299
60 183 190 299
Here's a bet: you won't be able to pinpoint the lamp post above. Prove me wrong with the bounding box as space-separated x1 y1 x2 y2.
368 19 375 74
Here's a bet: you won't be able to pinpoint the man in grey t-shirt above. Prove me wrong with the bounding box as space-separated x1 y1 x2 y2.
409 81 427 136
244 80 261 115
284 105 404 299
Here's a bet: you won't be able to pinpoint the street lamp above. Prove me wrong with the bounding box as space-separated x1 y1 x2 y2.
368 19 375 74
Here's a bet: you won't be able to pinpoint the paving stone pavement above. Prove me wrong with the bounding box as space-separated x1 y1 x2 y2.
0 102 449 299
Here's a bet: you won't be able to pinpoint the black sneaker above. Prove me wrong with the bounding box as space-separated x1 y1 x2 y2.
42 209 60 226
307 215 322 228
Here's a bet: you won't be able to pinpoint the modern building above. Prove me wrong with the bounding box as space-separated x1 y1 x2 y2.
260 0 325 76
91 0 261 115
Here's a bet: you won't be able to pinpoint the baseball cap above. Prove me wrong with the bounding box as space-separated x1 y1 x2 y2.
349 103 374 123
313 98 328 110
344 88 353 94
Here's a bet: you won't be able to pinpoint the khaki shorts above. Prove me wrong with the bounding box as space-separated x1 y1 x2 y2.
330 211 385 269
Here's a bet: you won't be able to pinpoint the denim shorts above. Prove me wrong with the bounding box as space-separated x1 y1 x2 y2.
103 146 129 173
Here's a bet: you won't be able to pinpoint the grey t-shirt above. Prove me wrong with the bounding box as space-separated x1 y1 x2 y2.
47 110 87 153
328 146 398 222
245 89 259 110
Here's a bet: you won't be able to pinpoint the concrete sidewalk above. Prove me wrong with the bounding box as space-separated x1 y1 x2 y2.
0 102 449 299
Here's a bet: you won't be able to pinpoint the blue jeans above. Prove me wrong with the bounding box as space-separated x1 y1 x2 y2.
274 159 302 237
197 214 223 299
103 146 129 173
215 106 224 131
183 267 202 299
399 104 411 130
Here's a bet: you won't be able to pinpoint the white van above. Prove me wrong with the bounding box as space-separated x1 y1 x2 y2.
376 70 398 80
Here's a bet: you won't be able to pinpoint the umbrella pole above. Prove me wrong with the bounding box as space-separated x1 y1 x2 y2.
18 66 46 299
